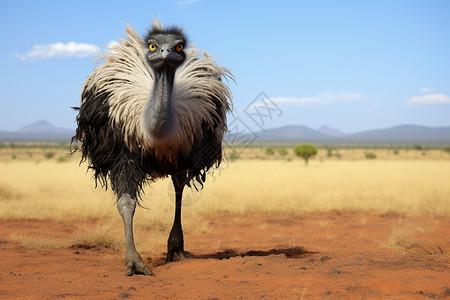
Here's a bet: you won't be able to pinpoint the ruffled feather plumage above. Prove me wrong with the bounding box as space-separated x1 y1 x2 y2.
82 24 232 160
73 22 233 198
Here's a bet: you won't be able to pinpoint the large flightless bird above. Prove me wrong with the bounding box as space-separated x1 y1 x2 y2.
73 20 232 275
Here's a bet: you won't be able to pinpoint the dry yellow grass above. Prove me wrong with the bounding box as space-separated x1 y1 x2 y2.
0 150 449 226
0 159 116 221
1 153 449 255
388 223 448 255
194 159 450 217
70 222 122 250
10 233 63 250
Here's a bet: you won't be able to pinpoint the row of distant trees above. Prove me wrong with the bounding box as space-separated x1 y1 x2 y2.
258 143 318 165
272 144 450 166
263 143 318 165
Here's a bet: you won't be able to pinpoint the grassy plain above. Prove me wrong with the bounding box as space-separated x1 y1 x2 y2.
1 143 449 224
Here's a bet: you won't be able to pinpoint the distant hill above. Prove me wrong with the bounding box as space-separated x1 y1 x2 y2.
1 121 450 145
317 125 346 137
18 120 72 134
0 120 74 141
342 124 450 144
252 125 330 142
226 124 450 145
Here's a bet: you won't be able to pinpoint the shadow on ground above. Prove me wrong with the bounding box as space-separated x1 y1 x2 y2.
151 246 317 266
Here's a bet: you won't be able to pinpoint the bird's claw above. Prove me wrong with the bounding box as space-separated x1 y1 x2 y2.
125 250 153 276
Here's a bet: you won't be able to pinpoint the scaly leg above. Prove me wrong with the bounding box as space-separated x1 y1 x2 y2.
117 193 153 276
166 173 188 262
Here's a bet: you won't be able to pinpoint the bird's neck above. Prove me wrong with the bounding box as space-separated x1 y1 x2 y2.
143 68 177 140
153 68 175 105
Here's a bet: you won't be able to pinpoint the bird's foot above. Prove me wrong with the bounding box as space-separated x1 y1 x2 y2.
166 226 188 262
166 236 187 262
125 249 153 276
166 248 188 262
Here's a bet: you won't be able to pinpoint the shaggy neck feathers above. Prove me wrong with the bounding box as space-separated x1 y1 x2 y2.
81 23 233 165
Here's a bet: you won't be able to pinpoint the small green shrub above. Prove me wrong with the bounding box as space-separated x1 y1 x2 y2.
229 153 239 161
265 147 275 155
277 148 288 156
365 152 377 159
443 146 450 154
412 144 423 150
327 147 333 158
44 152 55 159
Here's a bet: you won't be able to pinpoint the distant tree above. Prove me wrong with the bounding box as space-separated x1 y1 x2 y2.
325 147 333 158
294 143 317 166
443 146 450 154
412 144 423 150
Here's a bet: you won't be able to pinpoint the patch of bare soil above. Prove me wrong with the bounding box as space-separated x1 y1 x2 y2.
0 213 449 299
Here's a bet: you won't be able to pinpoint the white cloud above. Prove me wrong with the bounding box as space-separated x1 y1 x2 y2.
271 93 362 106
16 42 99 61
420 87 435 93
176 0 202 8
407 93 450 105
108 40 119 47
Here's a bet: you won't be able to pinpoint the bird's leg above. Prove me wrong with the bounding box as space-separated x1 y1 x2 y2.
117 193 153 276
166 173 188 262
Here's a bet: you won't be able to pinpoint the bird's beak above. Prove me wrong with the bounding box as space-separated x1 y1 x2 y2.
160 44 171 59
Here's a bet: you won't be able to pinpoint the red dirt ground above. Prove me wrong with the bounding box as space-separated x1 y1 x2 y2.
0 212 449 299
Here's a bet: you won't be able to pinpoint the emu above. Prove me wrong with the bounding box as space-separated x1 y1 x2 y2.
72 20 232 276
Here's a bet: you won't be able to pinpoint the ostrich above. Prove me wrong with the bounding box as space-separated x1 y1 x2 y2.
72 20 233 276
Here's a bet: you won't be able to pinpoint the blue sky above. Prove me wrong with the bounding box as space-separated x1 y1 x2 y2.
1 0 449 133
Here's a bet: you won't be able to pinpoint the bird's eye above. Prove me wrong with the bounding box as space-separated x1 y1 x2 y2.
176 44 183 52
149 43 157 51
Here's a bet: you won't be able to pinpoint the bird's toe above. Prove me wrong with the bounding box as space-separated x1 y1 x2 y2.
177 250 188 260
125 262 153 276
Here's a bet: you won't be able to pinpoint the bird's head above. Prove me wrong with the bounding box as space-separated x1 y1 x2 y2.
145 26 187 73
